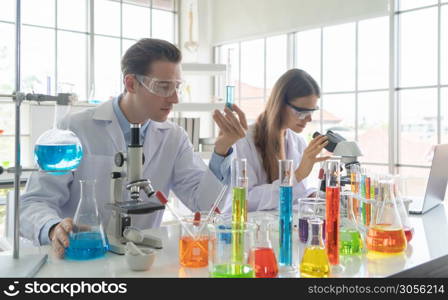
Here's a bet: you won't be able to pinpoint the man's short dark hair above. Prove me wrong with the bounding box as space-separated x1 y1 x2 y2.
121 38 182 78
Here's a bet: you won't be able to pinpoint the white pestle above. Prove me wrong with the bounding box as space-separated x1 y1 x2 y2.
126 241 145 256
123 226 144 243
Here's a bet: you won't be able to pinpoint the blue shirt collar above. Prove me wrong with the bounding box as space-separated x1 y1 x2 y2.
112 94 151 143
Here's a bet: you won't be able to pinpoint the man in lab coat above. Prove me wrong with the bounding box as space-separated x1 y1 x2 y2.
20 38 247 258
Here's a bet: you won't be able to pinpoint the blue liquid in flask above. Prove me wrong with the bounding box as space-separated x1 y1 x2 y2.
65 232 109 260
279 186 293 266
34 144 83 174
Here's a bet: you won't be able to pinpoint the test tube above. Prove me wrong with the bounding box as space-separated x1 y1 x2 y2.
225 48 235 109
278 159 293 267
231 158 248 264
325 159 340 266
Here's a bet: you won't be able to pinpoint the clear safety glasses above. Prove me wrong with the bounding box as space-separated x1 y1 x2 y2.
135 74 184 98
286 102 319 120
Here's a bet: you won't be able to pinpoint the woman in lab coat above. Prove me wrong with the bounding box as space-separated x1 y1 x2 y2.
234 69 329 211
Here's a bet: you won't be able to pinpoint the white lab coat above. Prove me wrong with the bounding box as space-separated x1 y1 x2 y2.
20 100 225 245
227 124 316 212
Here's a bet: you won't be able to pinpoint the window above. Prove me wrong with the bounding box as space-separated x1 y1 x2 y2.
0 0 177 168
399 89 437 166
57 31 87 97
0 23 15 94
322 93 356 142
358 17 389 90
399 8 438 88
240 39 265 99
323 23 356 92
441 88 448 143
21 26 55 94
266 35 287 98
58 0 88 32
295 29 321 86
358 91 389 164
399 0 437 11
442 6 448 85
123 3 151 40
240 39 265 122
152 9 175 43
94 0 121 36
395 1 447 182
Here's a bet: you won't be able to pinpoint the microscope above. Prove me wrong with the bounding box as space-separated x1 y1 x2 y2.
313 130 363 192
106 124 166 255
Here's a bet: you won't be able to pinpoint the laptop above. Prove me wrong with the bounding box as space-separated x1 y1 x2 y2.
408 144 448 215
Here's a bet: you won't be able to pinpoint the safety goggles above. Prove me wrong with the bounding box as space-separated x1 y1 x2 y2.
286 102 319 120
135 74 184 98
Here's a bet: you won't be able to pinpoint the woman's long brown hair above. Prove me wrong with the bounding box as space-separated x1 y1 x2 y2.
254 69 320 183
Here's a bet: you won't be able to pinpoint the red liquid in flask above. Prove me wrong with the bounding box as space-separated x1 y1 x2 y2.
404 226 414 242
249 247 278 278
325 186 340 265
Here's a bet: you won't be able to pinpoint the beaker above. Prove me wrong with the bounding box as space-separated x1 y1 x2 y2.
65 180 109 260
208 222 257 278
178 212 211 268
297 198 326 243
248 214 278 278
324 159 340 266
300 218 330 278
366 179 407 255
34 104 83 174
278 159 294 268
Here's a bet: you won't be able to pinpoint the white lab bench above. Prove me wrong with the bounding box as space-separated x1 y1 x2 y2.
15 202 445 278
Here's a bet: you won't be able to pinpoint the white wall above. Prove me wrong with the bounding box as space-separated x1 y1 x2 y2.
210 0 390 45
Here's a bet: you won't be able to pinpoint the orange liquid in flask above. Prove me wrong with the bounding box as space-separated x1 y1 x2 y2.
179 236 209 268
366 225 407 254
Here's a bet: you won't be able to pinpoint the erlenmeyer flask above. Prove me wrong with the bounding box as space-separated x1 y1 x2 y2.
392 177 414 242
300 218 330 278
65 180 109 260
248 217 278 278
366 179 407 255
34 104 83 175
339 191 363 255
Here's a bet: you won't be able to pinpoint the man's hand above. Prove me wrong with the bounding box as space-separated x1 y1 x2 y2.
213 104 248 156
49 218 73 258
295 135 331 183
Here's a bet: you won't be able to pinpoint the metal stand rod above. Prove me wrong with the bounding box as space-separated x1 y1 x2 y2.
13 0 22 260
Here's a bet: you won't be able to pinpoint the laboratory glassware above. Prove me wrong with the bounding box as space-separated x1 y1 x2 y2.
300 218 330 278
392 176 414 242
34 104 83 174
225 48 235 109
325 159 340 266
248 215 278 278
349 165 361 224
231 158 248 265
278 159 294 268
366 179 407 255
297 198 326 243
208 222 257 278
339 191 363 255
179 212 211 268
65 180 109 260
